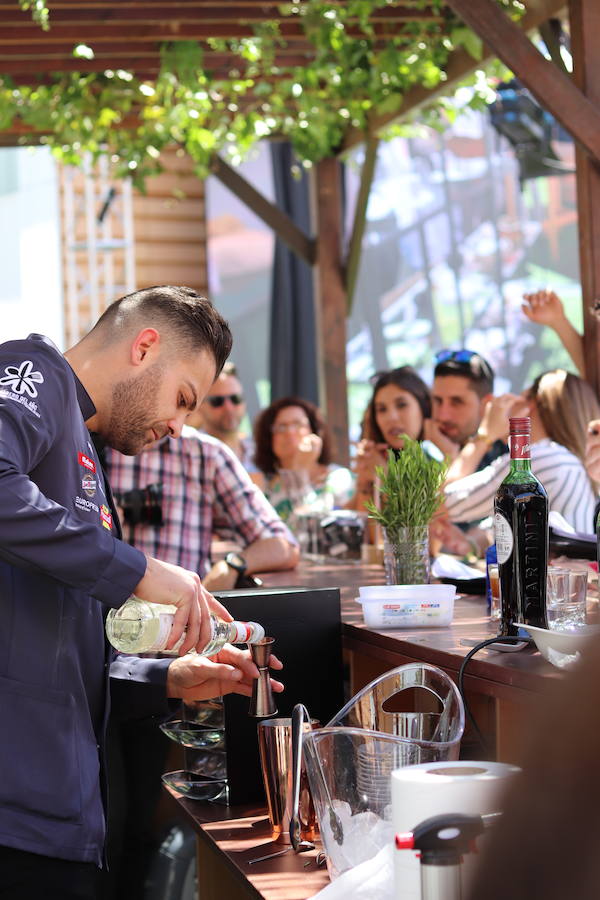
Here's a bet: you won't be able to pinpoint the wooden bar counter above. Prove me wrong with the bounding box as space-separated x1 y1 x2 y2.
262 558 563 763
166 556 575 899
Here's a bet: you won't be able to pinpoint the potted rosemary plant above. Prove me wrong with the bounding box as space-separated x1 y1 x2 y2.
365 439 448 584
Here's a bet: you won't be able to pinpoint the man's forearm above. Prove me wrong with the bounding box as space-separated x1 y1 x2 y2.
245 537 299 573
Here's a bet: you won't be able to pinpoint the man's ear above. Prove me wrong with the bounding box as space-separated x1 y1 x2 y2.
478 392 493 418
130 328 160 366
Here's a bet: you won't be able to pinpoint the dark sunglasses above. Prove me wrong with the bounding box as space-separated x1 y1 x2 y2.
205 393 244 408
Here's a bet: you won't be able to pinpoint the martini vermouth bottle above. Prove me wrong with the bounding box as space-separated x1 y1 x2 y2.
106 595 265 655
494 416 548 637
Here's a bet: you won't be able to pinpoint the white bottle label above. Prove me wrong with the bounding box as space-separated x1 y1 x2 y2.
146 612 176 652
494 512 513 564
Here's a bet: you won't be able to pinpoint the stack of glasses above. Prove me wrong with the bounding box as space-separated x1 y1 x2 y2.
160 699 229 801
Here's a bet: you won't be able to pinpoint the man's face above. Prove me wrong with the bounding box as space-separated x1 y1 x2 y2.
198 374 246 436
432 375 489 447
105 349 217 455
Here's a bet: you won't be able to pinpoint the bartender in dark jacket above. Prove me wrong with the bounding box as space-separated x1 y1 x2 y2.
0 286 281 900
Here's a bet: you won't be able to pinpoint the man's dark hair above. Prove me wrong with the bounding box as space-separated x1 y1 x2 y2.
253 396 332 476
91 285 232 376
433 350 494 398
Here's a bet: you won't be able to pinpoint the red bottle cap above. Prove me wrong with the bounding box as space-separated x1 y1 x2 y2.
509 416 530 434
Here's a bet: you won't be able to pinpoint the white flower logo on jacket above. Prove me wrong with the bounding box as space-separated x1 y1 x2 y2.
0 361 45 397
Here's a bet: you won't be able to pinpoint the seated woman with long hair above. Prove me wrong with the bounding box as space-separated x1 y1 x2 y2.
253 396 354 521
348 366 439 512
444 369 600 533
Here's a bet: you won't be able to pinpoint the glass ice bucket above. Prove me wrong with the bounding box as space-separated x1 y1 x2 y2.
300 664 464 880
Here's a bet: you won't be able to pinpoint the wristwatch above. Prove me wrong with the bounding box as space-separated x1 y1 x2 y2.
224 552 262 589
225 551 248 577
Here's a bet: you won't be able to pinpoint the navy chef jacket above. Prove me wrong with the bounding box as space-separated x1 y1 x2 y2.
0 334 169 866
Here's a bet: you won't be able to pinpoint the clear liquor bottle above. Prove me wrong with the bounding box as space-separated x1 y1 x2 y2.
494 416 548 637
106 596 265 655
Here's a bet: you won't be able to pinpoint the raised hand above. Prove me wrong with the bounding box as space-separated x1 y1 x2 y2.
522 289 566 328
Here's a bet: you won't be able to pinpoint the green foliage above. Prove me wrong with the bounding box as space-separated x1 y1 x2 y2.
19 0 48 30
7 0 525 186
365 442 448 534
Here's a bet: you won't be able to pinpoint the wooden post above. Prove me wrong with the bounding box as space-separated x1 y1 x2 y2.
312 157 350 466
570 0 600 393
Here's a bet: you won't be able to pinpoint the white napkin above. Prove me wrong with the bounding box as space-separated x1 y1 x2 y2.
311 843 394 900
431 553 482 580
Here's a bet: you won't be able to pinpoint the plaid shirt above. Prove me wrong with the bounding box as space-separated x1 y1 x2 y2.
104 428 294 577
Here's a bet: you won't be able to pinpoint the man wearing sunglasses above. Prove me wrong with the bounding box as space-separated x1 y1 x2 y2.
191 361 258 478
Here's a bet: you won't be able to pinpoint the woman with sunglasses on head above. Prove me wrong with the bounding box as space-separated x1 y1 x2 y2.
253 396 354 521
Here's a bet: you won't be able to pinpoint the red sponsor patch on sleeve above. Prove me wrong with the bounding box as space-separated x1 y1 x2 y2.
78 452 96 473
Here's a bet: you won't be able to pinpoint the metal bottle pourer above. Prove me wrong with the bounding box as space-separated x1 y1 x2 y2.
248 636 278 718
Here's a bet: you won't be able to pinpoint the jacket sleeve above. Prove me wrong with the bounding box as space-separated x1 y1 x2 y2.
0 342 145 606
109 654 173 721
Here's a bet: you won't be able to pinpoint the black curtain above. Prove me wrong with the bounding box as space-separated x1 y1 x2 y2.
269 142 318 404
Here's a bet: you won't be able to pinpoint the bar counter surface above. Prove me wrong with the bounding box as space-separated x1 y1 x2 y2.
167 556 578 900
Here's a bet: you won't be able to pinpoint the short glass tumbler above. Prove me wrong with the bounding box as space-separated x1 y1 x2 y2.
546 568 587 629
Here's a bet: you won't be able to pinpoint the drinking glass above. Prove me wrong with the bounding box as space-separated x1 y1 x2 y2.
546 568 587 629
488 564 501 622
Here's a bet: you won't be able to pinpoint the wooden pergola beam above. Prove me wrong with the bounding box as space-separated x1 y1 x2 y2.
345 136 379 314
211 155 316 267
570 0 600 395
445 0 600 163
341 0 567 154
313 157 349 466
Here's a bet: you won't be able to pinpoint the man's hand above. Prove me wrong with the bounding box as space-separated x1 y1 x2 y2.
166 645 285 703
586 419 600 483
422 420 460 460
522 289 566 328
134 556 233 656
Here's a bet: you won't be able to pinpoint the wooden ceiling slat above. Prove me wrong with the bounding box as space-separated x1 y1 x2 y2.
0 21 445 43
0 5 444 23
0 0 447 6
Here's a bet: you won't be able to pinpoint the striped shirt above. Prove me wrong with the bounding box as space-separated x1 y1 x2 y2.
444 438 596 534
105 428 295 577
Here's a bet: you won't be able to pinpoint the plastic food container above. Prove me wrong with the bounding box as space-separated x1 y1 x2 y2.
356 584 456 629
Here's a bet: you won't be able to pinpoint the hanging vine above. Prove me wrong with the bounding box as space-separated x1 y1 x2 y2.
7 0 523 187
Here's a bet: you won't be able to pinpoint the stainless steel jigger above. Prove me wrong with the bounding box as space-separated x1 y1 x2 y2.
249 637 278 718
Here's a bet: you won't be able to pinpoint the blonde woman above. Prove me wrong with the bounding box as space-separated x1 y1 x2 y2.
444 370 600 533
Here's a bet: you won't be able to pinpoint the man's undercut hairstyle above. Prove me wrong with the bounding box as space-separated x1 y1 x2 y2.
434 350 494 398
91 285 232 375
